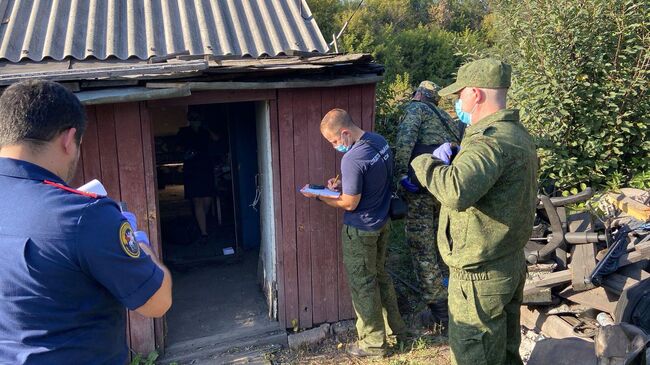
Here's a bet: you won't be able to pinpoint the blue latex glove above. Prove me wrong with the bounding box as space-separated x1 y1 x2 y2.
134 231 150 247
432 143 461 165
122 212 137 231
399 176 420 193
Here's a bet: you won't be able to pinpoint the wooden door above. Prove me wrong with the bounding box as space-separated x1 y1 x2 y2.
72 102 164 355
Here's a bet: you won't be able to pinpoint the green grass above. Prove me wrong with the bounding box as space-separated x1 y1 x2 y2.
129 351 159 365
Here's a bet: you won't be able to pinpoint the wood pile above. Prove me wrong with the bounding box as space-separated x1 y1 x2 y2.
521 188 650 341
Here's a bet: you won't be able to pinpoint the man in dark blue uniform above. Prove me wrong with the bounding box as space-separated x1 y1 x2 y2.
301 109 407 358
0 80 173 364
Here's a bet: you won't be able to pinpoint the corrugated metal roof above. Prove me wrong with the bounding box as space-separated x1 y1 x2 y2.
0 0 328 63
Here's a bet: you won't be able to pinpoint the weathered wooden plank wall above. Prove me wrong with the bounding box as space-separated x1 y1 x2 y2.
78 102 161 355
75 84 378 345
275 84 377 328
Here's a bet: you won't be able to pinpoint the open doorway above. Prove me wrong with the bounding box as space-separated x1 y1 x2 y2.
151 101 279 353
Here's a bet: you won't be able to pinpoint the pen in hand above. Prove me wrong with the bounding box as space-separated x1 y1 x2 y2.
328 174 340 191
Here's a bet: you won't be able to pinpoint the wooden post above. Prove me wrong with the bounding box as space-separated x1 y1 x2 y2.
568 213 596 291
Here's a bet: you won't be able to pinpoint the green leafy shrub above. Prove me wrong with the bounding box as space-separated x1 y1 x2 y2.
492 0 649 193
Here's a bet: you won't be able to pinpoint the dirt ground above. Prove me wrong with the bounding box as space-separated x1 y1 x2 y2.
270 330 451 365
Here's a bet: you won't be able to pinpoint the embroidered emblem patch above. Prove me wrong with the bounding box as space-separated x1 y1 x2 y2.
119 221 140 258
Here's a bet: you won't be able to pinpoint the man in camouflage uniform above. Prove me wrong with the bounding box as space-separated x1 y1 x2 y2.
394 81 463 327
411 59 538 365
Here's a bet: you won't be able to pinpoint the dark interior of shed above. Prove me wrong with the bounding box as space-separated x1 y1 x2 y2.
151 102 272 350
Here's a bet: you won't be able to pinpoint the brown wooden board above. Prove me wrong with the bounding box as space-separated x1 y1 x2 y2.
319 88 341 323
147 89 275 108
559 286 618 314
523 270 572 296
81 106 102 182
87 104 131 351
604 193 650 222
619 242 650 266
571 244 597 291
361 84 376 131
277 89 300 329
305 88 327 325
333 87 355 320
568 213 596 291
293 89 314 328
520 306 589 341
95 104 121 199
139 103 166 352
348 85 363 130
114 102 156 354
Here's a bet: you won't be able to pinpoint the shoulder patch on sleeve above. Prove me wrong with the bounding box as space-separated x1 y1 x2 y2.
119 221 140 258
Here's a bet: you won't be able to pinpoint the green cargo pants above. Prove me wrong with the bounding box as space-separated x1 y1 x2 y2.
404 192 449 304
342 220 407 353
448 257 526 365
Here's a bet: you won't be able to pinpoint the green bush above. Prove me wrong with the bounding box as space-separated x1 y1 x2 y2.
373 26 462 144
491 0 650 193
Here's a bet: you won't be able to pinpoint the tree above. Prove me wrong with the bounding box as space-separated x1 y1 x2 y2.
306 0 344 46
490 0 650 192
428 0 490 32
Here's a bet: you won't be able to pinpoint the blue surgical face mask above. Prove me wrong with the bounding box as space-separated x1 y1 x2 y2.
334 131 351 153
455 97 479 125
335 144 350 153
455 99 472 125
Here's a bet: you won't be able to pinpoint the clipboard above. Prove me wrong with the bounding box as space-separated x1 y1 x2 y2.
299 186 341 198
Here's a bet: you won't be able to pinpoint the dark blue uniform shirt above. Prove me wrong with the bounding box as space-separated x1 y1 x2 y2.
341 132 393 231
0 158 164 364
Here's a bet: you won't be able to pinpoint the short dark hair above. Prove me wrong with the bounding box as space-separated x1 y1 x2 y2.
0 80 86 149
320 108 355 133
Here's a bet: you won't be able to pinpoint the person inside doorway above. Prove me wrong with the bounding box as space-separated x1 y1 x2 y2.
177 111 219 245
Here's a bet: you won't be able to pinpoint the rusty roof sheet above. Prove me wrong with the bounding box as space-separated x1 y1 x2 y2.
0 0 328 63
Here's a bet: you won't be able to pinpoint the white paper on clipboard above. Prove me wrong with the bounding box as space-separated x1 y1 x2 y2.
300 186 341 198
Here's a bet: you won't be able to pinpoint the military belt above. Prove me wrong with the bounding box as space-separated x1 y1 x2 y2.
449 256 526 281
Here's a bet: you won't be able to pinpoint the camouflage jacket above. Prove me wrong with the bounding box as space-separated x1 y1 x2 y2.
394 101 462 185
411 109 538 270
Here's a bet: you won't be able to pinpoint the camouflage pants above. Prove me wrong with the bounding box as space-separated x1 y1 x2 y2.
448 257 526 365
404 193 449 304
342 220 407 352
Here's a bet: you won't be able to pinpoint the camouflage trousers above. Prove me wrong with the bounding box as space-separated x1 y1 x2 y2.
448 256 526 365
404 193 449 304
342 220 407 352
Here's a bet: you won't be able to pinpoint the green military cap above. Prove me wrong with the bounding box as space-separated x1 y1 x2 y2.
416 80 442 103
439 58 512 96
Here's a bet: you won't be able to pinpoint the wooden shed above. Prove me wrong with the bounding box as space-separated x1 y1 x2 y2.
0 0 384 357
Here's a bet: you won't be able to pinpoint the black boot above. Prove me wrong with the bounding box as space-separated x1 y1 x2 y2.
428 300 449 327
